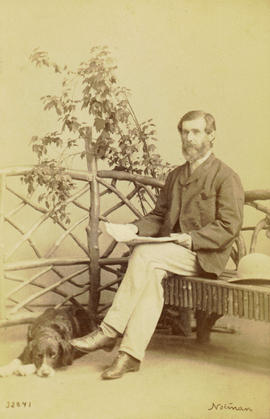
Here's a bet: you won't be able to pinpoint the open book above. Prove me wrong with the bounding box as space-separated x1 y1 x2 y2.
105 223 184 246
123 236 179 246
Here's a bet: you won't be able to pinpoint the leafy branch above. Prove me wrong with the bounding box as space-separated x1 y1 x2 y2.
23 46 172 223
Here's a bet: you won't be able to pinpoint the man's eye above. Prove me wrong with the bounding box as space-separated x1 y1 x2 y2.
50 352 57 359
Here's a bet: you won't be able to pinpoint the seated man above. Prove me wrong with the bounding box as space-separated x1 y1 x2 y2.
71 110 245 379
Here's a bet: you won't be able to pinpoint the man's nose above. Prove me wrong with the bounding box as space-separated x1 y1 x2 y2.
187 131 195 142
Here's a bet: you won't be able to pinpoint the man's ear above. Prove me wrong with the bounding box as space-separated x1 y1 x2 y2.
208 130 215 145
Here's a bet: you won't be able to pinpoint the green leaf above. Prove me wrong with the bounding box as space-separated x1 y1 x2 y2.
94 118 105 132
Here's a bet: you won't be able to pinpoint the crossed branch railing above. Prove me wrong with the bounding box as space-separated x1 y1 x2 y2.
0 166 269 327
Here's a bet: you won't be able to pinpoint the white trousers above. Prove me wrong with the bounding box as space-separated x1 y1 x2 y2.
103 242 200 361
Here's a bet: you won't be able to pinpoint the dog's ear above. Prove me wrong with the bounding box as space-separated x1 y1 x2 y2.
25 341 33 362
19 341 34 364
59 341 74 366
27 324 34 342
28 341 33 356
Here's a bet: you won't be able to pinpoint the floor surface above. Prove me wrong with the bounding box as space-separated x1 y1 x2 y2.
0 317 270 419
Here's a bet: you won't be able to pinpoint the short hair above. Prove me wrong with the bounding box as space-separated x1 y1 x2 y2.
177 110 216 134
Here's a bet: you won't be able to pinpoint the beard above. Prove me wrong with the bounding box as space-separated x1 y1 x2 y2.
182 140 212 163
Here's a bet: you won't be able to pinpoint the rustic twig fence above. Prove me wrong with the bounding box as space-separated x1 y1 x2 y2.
0 164 269 328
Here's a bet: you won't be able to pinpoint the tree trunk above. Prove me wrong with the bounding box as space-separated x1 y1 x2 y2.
84 131 100 324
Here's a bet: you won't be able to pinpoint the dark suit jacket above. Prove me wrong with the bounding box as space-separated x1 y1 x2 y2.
134 153 244 277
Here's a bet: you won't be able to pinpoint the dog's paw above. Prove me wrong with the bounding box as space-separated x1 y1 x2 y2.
0 365 14 377
14 364 36 376
0 359 22 377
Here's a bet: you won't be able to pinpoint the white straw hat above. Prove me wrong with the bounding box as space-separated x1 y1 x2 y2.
229 252 270 285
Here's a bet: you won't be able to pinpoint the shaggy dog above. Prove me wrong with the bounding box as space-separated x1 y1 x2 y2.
0 306 95 378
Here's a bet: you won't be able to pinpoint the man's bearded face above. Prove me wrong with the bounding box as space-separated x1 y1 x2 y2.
180 117 214 163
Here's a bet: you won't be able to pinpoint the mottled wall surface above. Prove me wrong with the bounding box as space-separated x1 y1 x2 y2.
0 0 269 258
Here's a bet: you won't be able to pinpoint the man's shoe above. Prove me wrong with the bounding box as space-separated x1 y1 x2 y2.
70 328 117 353
101 352 140 380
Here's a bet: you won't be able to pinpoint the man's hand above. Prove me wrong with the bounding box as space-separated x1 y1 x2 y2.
170 233 192 250
105 223 139 242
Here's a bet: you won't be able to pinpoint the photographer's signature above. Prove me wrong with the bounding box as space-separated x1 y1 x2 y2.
208 401 253 412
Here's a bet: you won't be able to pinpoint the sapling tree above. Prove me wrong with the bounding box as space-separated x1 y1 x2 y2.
22 46 171 224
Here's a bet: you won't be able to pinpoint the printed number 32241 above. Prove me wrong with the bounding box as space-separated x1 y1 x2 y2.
6 401 32 408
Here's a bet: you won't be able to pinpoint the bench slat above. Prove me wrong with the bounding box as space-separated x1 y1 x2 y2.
238 289 244 318
243 291 249 318
254 292 260 320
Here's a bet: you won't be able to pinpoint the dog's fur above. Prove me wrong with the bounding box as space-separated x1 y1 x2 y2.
0 306 95 378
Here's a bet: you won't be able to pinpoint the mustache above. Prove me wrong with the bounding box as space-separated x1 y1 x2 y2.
182 142 211 162
182 140 199 149
182 143 201 153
